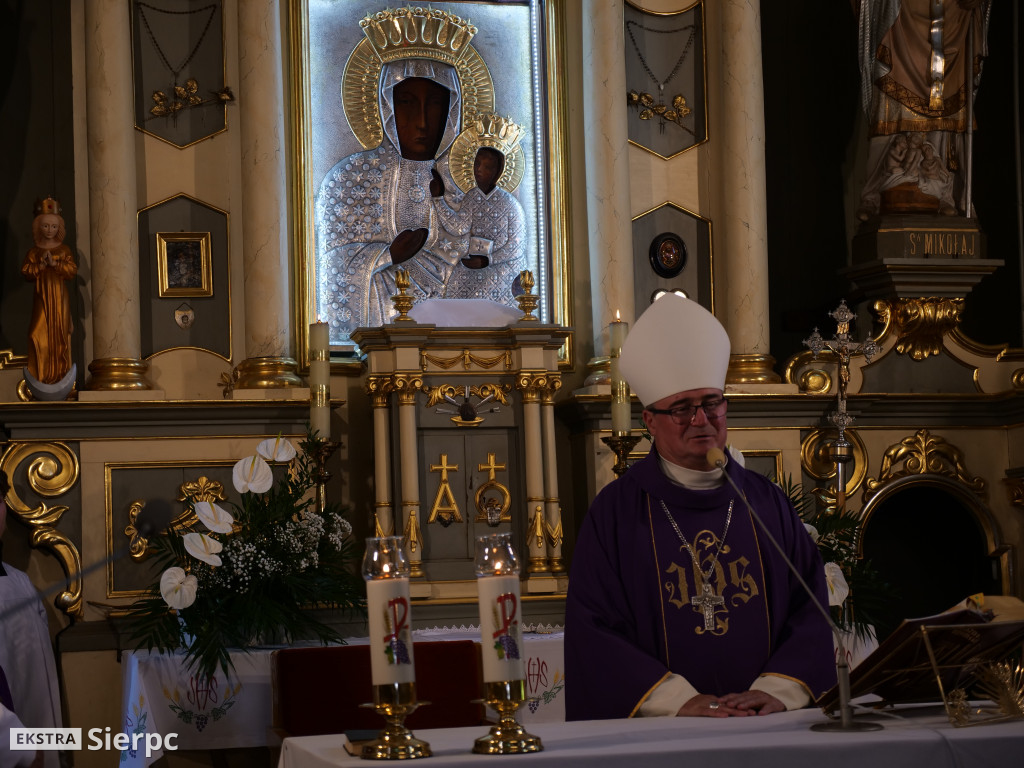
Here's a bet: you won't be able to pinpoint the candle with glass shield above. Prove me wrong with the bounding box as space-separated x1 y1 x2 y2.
472 533 542 754
802 300 878 515
361 536 430 759
601 312 641 476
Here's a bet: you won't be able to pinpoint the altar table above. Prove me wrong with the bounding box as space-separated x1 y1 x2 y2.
278 705 1024 768
119 629 565 766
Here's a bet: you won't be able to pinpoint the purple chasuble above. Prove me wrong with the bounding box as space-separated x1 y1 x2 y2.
565 447 836 720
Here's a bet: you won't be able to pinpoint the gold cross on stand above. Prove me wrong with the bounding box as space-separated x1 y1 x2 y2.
691 582 724 631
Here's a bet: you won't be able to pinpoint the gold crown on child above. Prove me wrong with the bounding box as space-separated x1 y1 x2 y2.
360 7 478 66
471 115 525 156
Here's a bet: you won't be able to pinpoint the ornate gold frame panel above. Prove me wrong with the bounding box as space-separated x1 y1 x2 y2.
859 474 1011 593
624 0 708 160
859 429 1010 591
288 1 573 369
738 448 784 484
0 442 82 616
156 232 213 297
104 459 234 600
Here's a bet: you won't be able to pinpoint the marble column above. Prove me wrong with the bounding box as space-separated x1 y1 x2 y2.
235 0 302 389
397 383 424 578
705 0 779 382
541 386 565 574
83 1 149 390
582 0 636 357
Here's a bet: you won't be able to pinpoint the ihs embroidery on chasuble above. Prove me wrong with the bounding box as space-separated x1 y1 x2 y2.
663 533 761 636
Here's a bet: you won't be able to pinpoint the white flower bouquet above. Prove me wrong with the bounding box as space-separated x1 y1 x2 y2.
127 434 365 679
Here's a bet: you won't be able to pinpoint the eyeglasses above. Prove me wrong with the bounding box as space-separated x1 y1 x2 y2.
646 398 727 425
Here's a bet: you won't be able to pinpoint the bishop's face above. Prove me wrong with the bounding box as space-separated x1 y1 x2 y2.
641 387 728 471
392 77 451 161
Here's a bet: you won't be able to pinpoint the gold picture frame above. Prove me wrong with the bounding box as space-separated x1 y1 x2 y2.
156 232 213 297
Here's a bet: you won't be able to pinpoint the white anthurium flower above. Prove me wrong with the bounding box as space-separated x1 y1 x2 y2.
195 501 235 534
233 454 273 494
256 436 297 463
824 562 850 607
184 532 223 567
160 566 198 610
804 523 820 543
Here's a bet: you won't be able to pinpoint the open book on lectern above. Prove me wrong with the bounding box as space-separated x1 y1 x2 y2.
817 607 1024 714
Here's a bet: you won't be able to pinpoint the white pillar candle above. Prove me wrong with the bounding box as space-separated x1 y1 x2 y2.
477 574 525 683
609 316 631 435
366 577 416 686
309 322 330 439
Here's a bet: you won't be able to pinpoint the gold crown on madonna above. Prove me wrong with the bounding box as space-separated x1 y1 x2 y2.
360 6 477 66
471 114 525 156
34 197 61 216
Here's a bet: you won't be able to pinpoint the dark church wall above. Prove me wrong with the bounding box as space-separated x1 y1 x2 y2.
762 0 1024 367
0 1 77 364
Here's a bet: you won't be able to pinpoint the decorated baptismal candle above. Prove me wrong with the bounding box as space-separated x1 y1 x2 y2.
475 533 524 683
363 537 415 688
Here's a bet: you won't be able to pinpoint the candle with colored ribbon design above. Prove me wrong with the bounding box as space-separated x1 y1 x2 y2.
475 533 524 683
363 537 416 691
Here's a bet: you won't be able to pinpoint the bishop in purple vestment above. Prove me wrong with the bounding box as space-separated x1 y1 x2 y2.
565 294 836 720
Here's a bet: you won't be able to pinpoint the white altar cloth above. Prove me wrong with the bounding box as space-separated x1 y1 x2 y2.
278 705 1024 768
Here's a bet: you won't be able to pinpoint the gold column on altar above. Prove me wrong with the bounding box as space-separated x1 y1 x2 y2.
541 384 565 573
518 372 550 580
396 374 424 578
367 376 395 537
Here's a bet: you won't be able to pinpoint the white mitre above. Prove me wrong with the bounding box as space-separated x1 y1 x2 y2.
619 293 731 406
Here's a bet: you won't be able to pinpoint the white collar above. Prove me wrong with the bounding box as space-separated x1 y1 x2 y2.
658 453 726 490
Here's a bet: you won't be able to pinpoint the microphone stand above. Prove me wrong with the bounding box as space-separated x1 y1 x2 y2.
708 450 882 732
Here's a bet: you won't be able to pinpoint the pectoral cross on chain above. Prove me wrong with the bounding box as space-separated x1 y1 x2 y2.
691 582 724 630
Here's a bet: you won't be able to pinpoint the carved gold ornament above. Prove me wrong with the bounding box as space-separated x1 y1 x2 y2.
449 114 527 194
343 7 493 151
0 442 82 616
874 297 963 361
864 429 985 502
801 429 868 500
421 350 512 371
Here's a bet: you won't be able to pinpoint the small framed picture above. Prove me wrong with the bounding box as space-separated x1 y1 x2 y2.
156 232 213 297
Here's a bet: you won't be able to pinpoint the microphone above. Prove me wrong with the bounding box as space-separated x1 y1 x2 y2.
706 448 881 732
0 500 174 622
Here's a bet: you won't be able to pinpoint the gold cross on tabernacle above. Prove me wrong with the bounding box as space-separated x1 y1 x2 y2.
691 582 724 631
478 452 506 480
